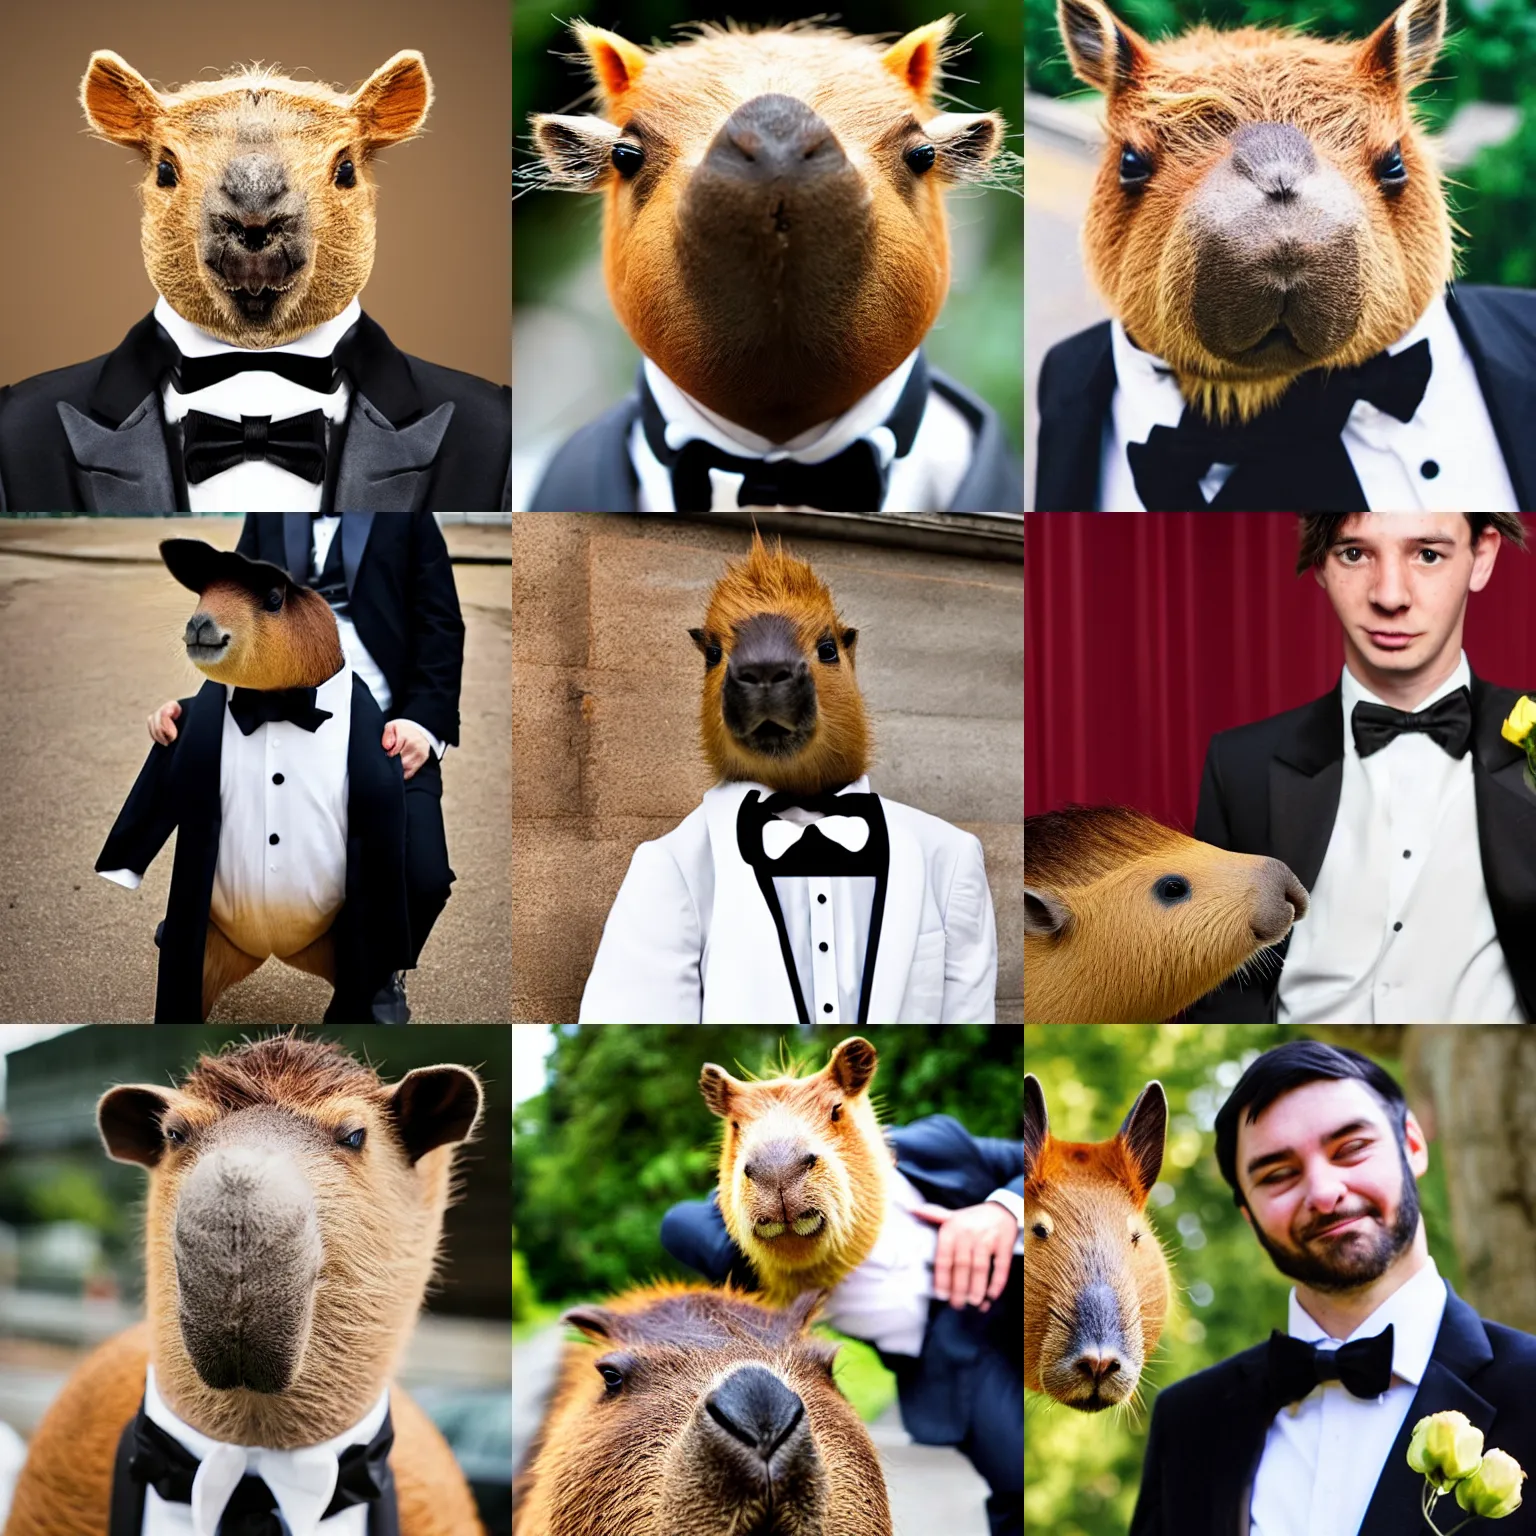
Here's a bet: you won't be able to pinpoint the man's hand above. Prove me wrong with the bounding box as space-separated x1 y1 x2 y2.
912 1201 1019 1312
382 719 431 780
148 700 181 745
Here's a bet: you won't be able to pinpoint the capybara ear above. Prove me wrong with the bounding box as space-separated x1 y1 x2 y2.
1057 0 1151 97
351 51 433 151
98 1084 180 1167
1024 886 1073 937
573 23 648 104
1024 1074 1049 1177
785 1290 827 1331
563 1305 623 1340
388 1065 483 1163
81 51 163 154
1117 1081 1167 1200
927 113 1005 185
159 539 224 595
828 1036 877 1097
1357 0 1445 92
839 628 858 661
881 18 953 105
531 114 622 190
700 1064 739 1118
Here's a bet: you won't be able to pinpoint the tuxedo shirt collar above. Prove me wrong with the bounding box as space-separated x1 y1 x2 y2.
766 775 874 824
225 658 353 724
154 296 363 364
1340 652 1473 754
142 1364 390 1536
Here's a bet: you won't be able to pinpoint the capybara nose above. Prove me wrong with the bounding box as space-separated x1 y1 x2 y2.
727 613 809 691
185 614 228 649
220 153 290 218
1229 122 1318 200
1073 1349 1124 1387
1250 857 1309 943
706 93 849 184
732 656 807 689
706 1365 806 1461
742 1139 817 1190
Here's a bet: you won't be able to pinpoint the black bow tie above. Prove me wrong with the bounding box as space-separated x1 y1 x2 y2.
1352 686 1473 760
228 686 333 737
122 1402 395 1536
737 788 891 878
639 354 930 512
183 409 328 485
1126 339 1433 511
175 348 339 395
1267 1325 1395 1410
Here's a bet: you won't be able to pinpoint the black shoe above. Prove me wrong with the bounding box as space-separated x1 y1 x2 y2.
370 971 411 1025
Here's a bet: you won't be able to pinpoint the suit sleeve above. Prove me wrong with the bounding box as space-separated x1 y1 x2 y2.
396 511 465 746
1192 735 1234 849
942 832 997 1024
95 726 189 880
660 1196 757 1289
580 840 704 1023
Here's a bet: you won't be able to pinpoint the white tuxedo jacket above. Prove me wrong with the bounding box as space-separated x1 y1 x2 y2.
580 780 997 1024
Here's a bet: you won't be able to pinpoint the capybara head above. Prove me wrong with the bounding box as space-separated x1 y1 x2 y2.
1024 804 1308 1022
699 1038 888 1307
691 534 872 796
97 1035 483 1447
161 538 342 692
1059 0 1452 421
530 19 1009 441
1024 1073 1170 1411
515 1286 891 1536
82 50 431 347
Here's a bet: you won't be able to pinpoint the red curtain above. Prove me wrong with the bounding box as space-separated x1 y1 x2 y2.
1025 513 1536 829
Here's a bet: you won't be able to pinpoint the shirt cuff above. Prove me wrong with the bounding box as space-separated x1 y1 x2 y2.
988 1188 1024 1253
99 868 143 891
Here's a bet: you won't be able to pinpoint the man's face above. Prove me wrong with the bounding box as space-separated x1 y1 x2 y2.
1314 513 1500 682
1235 1077 1427 1293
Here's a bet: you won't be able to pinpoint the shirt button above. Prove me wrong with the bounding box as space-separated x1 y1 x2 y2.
822 1003 833 1014
1420 459 1440 479
817 894 827 905
819 941 828 952
1403 849 1412 859
1393 921 1403 932
269 833 280 845
272 773 284 785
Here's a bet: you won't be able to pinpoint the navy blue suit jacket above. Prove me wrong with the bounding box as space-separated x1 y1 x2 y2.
661 1114 1023 1446
1131 1287 1536 1536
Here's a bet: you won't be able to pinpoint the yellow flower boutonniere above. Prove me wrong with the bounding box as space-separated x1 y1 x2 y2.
1503 696 1536 794
1409 1412 1528 1533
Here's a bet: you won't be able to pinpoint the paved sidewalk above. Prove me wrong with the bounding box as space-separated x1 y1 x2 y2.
0 517 510 1023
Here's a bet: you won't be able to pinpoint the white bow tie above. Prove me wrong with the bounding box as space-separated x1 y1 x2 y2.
761 814 870 860
192 1444 338 1536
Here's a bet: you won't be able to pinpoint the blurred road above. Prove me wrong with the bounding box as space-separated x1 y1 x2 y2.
0 517 510 1024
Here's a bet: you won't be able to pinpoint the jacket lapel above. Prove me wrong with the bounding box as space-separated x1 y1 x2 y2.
341 511 376 594
283 512 311 583
57 395 179 513
867 812 924 1023
1034 321 1116 510
1269 684 1346 894
1202 1348 1277 1536
1446 287 1536 506
331 395 452 512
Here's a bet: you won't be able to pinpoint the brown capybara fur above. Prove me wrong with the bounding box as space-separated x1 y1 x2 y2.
1024 1073 1170 1412
5 1035 485 1536
1059 0 1453 422
82 49 431 348
691 533 872 796
530 19 1011 441
1024 804 1308 1022
700 1037 889 1308
513 1285 892 1536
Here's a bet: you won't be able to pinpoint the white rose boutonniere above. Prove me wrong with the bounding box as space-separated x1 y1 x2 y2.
1409 1412 1527 1534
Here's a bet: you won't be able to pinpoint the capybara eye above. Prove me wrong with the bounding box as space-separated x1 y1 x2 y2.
338 1127 366 1150
1031 1221 1050 1240
816 638 839 663
611 141 645 179
1153 874 1192 905
830 1103 842 1123
156 160 178 189
1374 142 1407 190
597 1362 626 1392
705 642 723 669
1118 144 1153 189
335 157 357 188
1131 1230 1143 1246
263 587 284 613
904 142 936 174
164 1123 187 1145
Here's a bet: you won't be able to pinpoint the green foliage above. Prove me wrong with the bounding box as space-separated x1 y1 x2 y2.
513 1025 1023 1308
1023 1024 1463 1536
512 1247 537 1324
1455 101 1536 286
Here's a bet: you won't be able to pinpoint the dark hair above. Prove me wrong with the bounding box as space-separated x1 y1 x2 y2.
1213 1041 1409 1206
1295 513 1529 575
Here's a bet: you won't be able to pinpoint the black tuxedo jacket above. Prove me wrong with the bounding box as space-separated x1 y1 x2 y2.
660 1114 1023 1447
0 311 510 513
528 360 1024 512
95 674 411 1022
1131 1287 1536 1536
236 513 464 747
1034 284 1536 510
1186 672 1536 1022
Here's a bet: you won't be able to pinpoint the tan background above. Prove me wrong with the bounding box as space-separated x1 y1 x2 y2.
512 515 1025 1024
0 0 509 387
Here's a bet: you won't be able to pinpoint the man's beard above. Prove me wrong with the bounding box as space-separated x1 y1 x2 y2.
1251 1147 1421 1293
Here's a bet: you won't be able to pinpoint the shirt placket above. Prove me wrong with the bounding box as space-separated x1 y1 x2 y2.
809 877 839 1022
267 729 283 898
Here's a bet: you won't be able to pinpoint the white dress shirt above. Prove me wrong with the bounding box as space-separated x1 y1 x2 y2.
1098 296 1519 512
821 1172 1024 1358
631 351 974 513
1279 655 1523 1023
1250 1260 1448 1536
142 1365 387 1536
155 296 358 513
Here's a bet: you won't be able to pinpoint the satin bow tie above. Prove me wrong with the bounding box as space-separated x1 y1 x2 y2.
639 354 930 512
738 789 890 879
1126 338 1433 511
175 348 339 396
1352 687 1473 760
1267 1325 1395 1409
228 686 333 737
761 814 871 860
124 1402 394 1536
183 409 328 485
